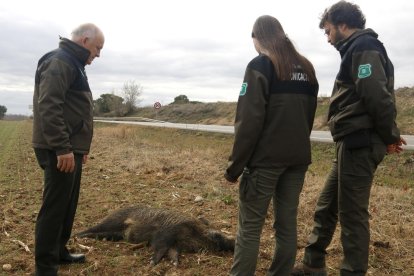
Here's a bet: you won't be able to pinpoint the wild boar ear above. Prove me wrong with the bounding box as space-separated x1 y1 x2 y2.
197 216 210 225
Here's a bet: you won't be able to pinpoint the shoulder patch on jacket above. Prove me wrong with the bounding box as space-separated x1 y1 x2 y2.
358 64 372 78
240 82 248 96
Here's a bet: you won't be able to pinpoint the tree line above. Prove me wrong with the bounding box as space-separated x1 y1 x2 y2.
94 81 194 117
0 80 193 120
94 80 143 116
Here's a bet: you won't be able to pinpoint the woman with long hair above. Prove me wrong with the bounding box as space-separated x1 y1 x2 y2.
224 15 318 275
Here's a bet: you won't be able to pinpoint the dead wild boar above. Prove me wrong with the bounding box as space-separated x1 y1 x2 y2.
75 205 234 265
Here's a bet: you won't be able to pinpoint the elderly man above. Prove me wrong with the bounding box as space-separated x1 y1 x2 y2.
32 23 104 276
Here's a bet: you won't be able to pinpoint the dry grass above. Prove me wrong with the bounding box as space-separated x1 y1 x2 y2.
0 121 413 275
132 102 237 126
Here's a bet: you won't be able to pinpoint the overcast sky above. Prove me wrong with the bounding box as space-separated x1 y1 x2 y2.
1 0 413 115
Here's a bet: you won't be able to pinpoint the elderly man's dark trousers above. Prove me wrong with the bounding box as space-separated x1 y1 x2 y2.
34 149 83 276
303 133 386 276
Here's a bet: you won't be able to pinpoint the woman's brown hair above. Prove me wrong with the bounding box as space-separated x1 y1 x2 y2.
252 15 317 84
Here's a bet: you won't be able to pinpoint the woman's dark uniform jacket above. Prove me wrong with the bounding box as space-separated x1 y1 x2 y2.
225 55 319 182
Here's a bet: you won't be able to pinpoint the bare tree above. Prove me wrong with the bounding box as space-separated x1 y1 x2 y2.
122 80 143 114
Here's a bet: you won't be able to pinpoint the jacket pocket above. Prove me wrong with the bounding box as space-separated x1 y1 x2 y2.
239 169 258 202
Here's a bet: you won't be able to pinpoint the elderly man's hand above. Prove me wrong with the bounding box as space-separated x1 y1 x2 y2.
57 152 75 173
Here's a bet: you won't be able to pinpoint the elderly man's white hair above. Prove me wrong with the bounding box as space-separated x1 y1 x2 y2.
71 23 101 40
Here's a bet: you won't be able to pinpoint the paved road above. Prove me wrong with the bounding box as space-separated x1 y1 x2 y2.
95 119 414 151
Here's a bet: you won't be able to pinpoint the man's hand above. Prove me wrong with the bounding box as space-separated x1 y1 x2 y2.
387 137 407 154
82 154 88 164
57 152 75 173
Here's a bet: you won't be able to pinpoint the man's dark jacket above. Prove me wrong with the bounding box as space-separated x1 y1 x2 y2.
32 38 93 155
328 28 400 144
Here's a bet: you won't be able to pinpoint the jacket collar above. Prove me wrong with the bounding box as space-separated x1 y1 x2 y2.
336 28 378 53
59 37 90 66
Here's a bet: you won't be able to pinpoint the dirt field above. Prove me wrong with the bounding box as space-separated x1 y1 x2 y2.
1 121 413 275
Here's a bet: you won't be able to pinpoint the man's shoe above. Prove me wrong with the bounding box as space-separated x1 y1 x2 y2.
291 263 327 276
59 253 86 265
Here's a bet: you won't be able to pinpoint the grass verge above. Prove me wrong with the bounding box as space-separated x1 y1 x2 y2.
0 121 412 275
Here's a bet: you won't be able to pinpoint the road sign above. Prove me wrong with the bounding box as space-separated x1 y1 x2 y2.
154 102 161 109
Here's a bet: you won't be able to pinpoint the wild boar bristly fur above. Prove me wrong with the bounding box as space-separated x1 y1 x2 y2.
75 205 234 265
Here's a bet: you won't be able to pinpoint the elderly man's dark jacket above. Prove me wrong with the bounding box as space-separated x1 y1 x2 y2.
32 38 93 155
